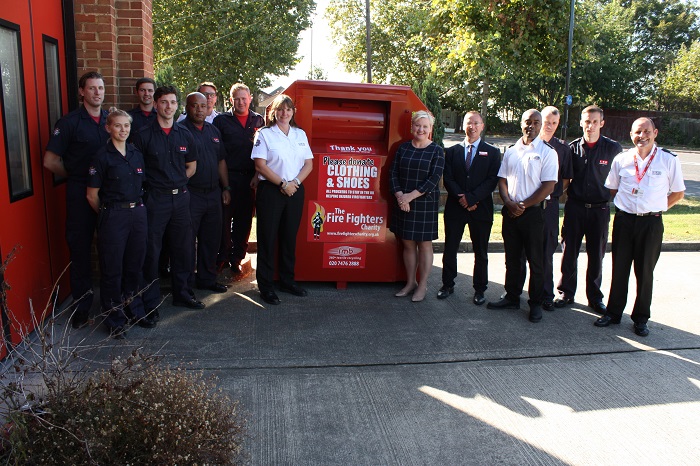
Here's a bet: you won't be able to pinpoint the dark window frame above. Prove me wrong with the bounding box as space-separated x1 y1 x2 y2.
0 19 34 202
42 34 66 186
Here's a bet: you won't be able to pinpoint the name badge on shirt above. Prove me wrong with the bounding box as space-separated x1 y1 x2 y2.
632 187 644 196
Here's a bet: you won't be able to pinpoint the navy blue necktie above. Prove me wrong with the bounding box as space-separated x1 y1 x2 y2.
466 145 473 171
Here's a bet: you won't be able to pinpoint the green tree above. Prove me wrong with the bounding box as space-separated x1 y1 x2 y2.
326 0 434 84
307 66 328 80
413 75 445 147
659 41 700 111
153 0 316 97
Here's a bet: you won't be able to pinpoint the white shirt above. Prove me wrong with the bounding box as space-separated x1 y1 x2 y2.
251 125 313 181
605 145 685 214
176 109 219 124
497 136 558 202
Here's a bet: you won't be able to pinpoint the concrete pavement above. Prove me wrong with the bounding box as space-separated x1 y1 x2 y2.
65 250 700 465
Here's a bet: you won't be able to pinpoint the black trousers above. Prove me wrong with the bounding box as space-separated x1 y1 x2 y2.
189 189 222 287
516 197 560 301
606 211 663 324
97 205 147 327
502 206 545 305
142 190 194 307
219 171 255 266
65 180 97 319
558 200 610 303
255 181 304 293
442 203 492 292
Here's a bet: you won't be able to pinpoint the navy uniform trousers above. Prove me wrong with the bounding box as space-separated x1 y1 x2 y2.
98 204 147 328
189 188 222 288
66 180 98 319
516 197 560 302
606 211 663 325
502 206 545 305
142 189 194 308
219 170 255 267
442 205 492 293
255 181 304 293
558 200 610 303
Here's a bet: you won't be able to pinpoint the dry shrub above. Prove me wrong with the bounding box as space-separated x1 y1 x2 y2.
0 248 247 465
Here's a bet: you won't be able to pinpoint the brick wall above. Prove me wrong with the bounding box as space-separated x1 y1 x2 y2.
73 0 153 109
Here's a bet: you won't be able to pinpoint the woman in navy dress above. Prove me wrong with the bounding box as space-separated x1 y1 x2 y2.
390 110 445 302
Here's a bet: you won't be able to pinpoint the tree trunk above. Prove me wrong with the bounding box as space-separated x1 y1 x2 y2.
481 75 489 118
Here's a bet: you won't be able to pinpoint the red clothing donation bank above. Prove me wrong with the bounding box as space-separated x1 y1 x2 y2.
279 80 427 287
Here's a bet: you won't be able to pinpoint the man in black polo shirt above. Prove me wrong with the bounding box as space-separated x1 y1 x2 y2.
132 85 205 315
180 92 230 293
127 77 157 135
43 70 109 329
555 105 622 313
213 83 264 274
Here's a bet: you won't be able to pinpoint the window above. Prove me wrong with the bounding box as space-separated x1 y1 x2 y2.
43 36 64 184
0 21 32 201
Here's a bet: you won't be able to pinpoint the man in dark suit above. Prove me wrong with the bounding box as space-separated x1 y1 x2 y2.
438 111 501 305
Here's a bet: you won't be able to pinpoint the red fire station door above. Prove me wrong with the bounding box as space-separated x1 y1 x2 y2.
281 81 427 287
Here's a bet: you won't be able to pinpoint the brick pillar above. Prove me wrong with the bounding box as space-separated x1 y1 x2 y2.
73 0 153 109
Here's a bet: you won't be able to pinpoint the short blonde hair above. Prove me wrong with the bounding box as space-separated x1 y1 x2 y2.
106 107 132 125
411 110 434 126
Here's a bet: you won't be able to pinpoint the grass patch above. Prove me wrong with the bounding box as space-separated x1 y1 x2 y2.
248 197 700 243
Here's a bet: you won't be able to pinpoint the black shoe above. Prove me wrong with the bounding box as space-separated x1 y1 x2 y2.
437 286 454 299
634 322 650 337
529 306 543 323
172 297 206 309
137 316 157 329
71 315 89 329
146 309 160 322
197 282 229 293
542 301 554 311
230 262 242 275
588 301 607 314
594 315 621 327
279 284 308 297
261 290 281 305
473 292 485 306
553 296 574 308
487 297 520 310
109 326 127 340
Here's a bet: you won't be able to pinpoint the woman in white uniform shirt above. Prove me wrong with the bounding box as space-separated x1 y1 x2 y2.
251 94 314 305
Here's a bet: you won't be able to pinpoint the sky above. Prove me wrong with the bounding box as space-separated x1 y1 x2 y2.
268 0 363 91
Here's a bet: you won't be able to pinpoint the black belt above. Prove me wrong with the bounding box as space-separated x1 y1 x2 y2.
152 187 187 195
104 200 143 209
188 185 218 194
571 199 608 208
617 209 662 217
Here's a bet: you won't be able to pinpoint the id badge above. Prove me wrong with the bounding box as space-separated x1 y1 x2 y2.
632 187 644 196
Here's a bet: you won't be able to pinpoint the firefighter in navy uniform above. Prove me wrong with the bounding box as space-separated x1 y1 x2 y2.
87 109 156 339
131 85 205 318
179 92 231 293
43 71 109 329
213 83 265 274
555 105 622 313
127 77 157 136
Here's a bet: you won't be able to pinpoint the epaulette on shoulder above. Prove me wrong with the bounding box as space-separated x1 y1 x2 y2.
543 140 554 150
508 143 516 148
659 147 678 157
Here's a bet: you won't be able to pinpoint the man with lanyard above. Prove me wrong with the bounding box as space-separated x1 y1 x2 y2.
132 85 205 318
555 105 622 314
487 109 558 323
595 118 685 336
178 81 220 124
213 83 265 275
180 92 231 294
127 77 157 136
43 71 109 329
438 111 501 305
